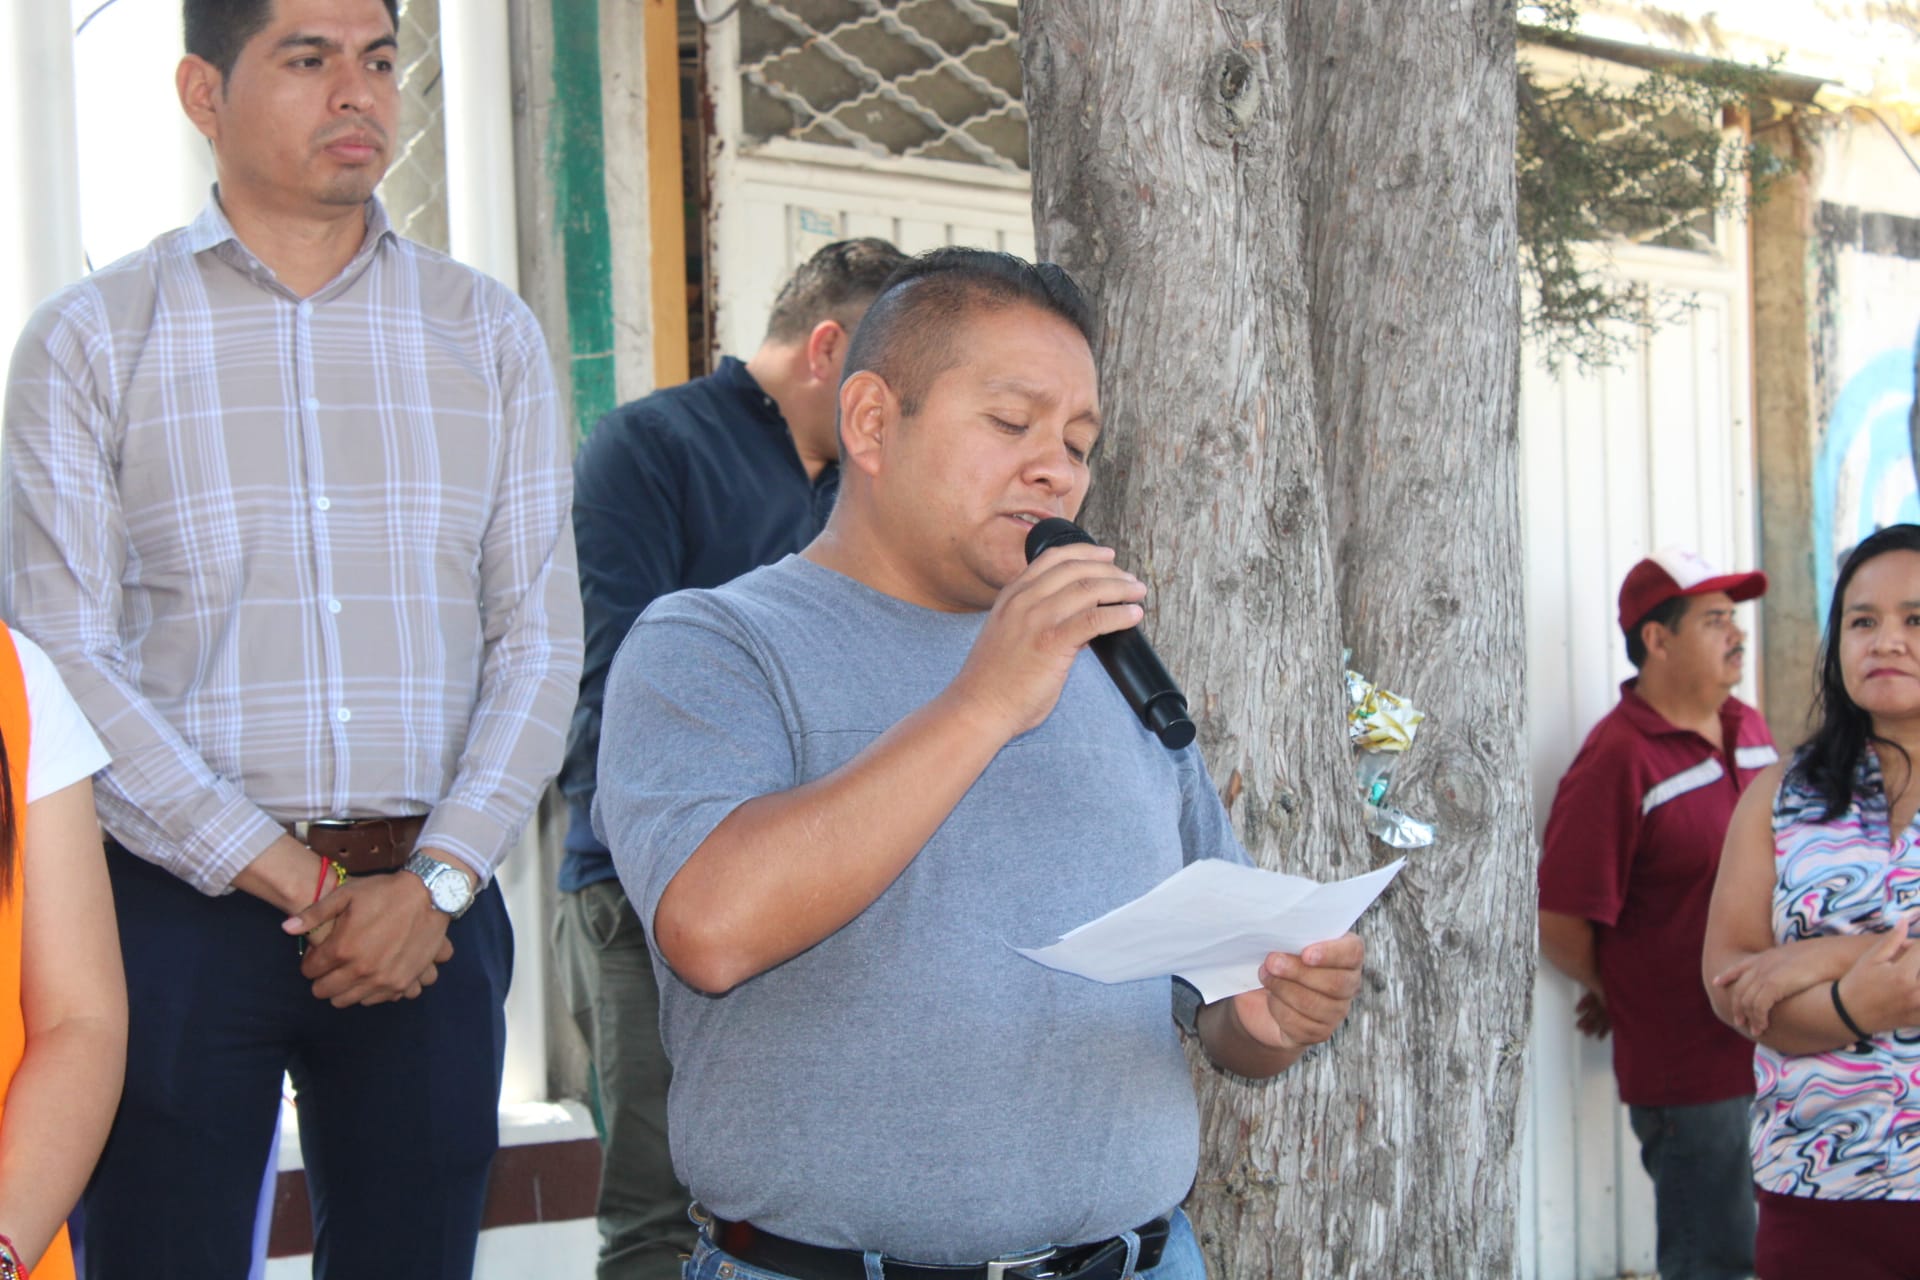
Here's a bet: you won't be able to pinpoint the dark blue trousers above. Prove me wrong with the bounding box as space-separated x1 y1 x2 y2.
82 844 513 1279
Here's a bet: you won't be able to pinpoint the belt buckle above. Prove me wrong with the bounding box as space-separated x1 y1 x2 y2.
294 819 358 841
985 1248 1057 1280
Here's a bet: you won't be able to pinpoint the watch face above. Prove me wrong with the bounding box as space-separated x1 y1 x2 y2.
429 866 473 915
409 855 472 916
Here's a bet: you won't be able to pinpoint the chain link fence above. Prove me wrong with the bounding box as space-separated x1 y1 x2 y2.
380 0 449 252
738 0 1027 172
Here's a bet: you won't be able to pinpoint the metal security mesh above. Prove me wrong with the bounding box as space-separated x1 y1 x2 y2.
738 0 1027 172
379 0 450 252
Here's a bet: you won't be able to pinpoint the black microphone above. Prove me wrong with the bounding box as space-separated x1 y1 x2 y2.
1023 517 1196 750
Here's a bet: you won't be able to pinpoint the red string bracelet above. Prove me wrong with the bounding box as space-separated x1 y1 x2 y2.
313 856 335 905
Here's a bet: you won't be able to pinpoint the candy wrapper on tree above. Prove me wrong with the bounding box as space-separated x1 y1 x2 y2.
1345 662 1435 849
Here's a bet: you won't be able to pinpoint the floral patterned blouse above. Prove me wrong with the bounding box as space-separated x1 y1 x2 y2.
1755 748 1920 1199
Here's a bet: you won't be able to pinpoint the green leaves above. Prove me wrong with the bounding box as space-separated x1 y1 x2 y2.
1517 22 1786 367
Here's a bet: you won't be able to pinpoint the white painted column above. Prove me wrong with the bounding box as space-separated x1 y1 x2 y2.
441 0 520 290
493 821 555 1105
0 5 83 355
444 0 548 1105
69 0 212 271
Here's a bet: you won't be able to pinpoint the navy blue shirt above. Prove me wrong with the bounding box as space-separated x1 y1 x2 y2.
558 356 838 890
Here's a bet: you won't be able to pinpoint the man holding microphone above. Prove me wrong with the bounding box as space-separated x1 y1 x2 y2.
596 248 1364 1280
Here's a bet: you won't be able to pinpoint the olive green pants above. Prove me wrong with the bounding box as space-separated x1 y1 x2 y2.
554 879 694 1280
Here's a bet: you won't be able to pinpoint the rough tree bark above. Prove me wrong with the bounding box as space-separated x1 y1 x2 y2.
1024 3 1531 1276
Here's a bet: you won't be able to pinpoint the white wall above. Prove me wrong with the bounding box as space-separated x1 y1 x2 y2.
1576 0 1920 103
1817 115 1920 213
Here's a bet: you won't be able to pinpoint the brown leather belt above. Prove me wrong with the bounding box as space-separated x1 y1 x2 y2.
289 817 426 874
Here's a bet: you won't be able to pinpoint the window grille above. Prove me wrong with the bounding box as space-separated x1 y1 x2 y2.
738 0 1028 172
381 0 450 253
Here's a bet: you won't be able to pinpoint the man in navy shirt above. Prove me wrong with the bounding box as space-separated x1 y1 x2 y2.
554 236 905 1280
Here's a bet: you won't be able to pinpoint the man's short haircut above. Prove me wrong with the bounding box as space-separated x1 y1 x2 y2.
842 247 1095 417
764 238 909 345
1624 593 1693 669
185 0 401 81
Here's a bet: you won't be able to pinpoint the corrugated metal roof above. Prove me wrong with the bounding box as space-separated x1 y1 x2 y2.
1557 0 1920 115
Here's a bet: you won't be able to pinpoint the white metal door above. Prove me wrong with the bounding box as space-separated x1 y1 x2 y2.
701 10 1034 362
705 142 1035 360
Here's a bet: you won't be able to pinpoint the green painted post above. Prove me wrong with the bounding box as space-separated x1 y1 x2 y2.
549 1 617 442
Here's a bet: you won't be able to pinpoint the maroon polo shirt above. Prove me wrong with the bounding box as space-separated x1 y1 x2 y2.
1538 681 1776 1107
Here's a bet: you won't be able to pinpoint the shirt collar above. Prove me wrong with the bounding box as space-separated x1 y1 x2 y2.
715 357 840 488
182 193 240 255
185 186 395 299
1856 746 1892 811
1615 680 1673 736
1717 695 1749 742
1615 679 1743 744
716 356 790 431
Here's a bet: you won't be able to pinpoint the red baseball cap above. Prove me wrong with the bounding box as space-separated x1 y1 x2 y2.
1618 547 1767 633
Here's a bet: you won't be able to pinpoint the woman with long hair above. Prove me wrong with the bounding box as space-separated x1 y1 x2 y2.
0 624 125 1280
1704 522 1920 1277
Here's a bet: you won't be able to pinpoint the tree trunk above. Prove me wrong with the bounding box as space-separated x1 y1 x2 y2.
1024 2 1531 1276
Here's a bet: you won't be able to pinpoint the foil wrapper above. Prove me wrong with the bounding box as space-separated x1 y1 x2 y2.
1345 663 1435 848
1347 669 1426 753
1365 803 1436 849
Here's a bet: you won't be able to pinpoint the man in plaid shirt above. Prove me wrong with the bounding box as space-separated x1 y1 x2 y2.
0 1 581 1275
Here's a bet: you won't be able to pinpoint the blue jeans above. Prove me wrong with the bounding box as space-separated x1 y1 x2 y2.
1627 1096 1757 1280
683 1209 1207 1280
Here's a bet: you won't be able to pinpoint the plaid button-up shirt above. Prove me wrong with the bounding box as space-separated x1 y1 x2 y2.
1 193 582 893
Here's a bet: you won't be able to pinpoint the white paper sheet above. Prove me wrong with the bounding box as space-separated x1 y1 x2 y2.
1013 858 1405 1003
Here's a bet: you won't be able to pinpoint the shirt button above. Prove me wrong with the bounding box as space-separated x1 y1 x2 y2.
315 496 331 511
305 397 321 412
326 599 342 614
336 707 352 723
297 301 313 319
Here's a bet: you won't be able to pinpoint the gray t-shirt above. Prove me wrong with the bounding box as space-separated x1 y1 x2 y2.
597 554 1248 1262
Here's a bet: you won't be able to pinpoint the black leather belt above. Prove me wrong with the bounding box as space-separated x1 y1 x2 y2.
708 1214 1172 1280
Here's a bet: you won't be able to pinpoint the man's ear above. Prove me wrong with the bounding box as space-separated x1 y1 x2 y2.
1640 618 1672 664
837 370 893 478
805 319 847 384
177 55 224 143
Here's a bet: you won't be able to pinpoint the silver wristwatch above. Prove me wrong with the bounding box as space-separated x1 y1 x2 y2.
404 851 475 919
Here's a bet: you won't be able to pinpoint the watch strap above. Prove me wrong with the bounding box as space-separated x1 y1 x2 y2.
404 851 474 920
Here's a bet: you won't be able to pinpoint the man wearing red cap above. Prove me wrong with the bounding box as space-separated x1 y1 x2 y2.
1538 548 1775 1280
